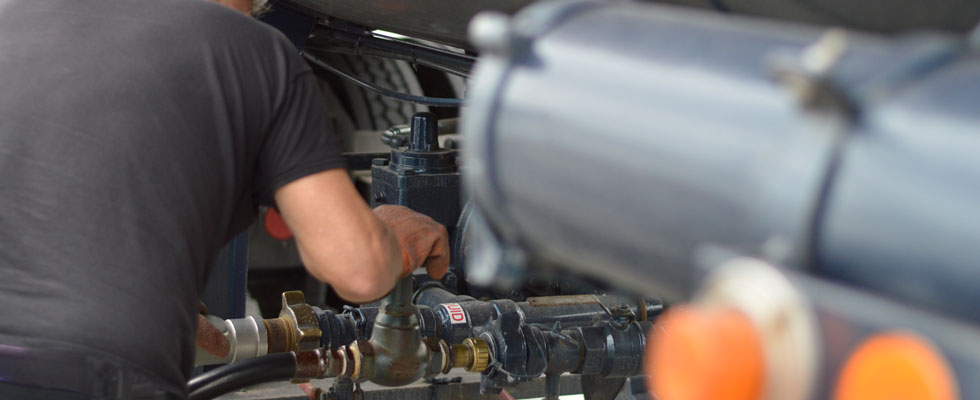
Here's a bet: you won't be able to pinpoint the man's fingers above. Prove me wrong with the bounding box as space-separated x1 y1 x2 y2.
375 205 452 279
196 314 230 358
423 232 450 279
424 255 450 279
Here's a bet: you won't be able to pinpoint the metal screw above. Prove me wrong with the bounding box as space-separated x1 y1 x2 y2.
469 12 512 55
801 29 848 75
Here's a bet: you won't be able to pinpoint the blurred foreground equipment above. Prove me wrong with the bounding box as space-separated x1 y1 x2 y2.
461 2 980 400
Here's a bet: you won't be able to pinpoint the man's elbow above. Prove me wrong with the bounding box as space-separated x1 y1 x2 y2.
333 276 393 303
305 250 398 304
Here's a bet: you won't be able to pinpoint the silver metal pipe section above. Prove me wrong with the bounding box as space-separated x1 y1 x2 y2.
194 316 269 366
225 316 269 362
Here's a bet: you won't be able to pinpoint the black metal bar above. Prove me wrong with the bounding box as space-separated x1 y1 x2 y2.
210 372 589 400
305 45 470 77
344 152 390 171
305 53 466 107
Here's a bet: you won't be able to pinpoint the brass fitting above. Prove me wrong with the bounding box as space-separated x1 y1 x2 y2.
263 291 322 356
294 347 349 380
348 339 372 382
453 337 490 372
279 291 322 351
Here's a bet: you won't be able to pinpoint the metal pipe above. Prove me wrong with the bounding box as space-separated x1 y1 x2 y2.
413 283 477 308
384 276 415 312
416 285 663 344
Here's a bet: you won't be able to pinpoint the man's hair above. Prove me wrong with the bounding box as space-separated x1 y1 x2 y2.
252 0 271 16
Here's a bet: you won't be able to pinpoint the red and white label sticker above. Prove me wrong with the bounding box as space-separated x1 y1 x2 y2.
442 303 467 325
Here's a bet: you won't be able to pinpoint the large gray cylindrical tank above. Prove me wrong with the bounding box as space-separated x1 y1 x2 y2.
461 1 980 323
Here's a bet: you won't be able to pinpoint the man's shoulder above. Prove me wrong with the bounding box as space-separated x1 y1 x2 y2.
162 0 290 48
121 0 300 81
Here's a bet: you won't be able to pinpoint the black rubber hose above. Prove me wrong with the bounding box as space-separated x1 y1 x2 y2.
187 352 297 400
307 46 471 78
317 26 476 73
302 52 466 108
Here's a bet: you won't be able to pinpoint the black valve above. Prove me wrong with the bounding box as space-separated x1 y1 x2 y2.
370 113 461 230
409 112 440 152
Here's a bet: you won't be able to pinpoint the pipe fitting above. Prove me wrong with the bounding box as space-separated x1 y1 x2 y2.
453 337 491 372
194 315 269 366
259 292 322 355
226 316 269 362
294 348 350 381
352 277 434 387
423 337 453 377
279 291 323 351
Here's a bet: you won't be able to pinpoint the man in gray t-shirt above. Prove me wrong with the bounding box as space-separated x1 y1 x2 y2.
0 0 449 398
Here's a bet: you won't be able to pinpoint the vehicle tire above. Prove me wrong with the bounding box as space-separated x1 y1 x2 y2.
317 54 427 131
309 52 464 153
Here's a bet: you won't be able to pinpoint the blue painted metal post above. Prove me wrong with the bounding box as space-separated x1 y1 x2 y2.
201 232 249 319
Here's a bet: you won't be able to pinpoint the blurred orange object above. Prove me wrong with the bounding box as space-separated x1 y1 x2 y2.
296 382 315 399
264 207 293 241
834 332 958 400
646 307 764 400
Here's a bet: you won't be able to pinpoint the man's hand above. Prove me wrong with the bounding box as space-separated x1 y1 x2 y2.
372 205 450 280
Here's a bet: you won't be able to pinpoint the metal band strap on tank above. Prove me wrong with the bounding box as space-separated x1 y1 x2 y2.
463 0 606 244
767 30 858 270
771 30 962 271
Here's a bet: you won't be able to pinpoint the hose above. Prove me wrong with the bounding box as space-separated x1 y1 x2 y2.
303 52 466 108
187 352 297 400
306 45 471 78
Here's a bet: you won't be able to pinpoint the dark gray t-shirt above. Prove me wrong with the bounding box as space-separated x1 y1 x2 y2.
0 0 344 393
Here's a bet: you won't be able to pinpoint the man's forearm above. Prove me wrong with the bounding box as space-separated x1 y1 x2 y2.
275 169 403 303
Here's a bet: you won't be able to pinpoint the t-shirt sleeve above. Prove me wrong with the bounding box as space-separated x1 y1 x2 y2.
252 60 346 207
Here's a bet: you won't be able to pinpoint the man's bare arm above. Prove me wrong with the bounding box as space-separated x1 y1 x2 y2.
274 168 402 302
